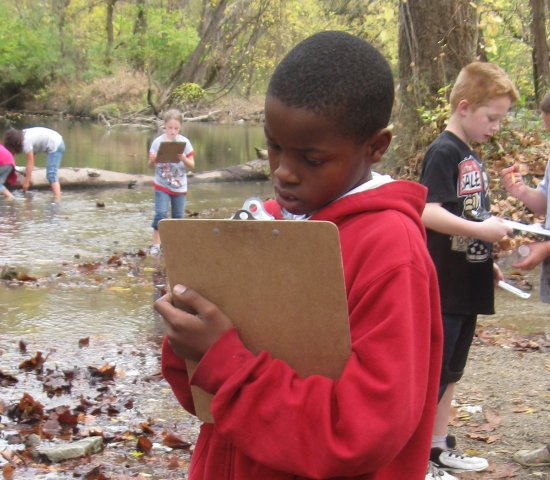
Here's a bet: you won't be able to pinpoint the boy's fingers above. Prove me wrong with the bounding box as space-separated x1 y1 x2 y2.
171 285 218 319
153 292 177 320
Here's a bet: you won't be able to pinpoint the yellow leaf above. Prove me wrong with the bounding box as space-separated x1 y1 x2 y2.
108 286 132 293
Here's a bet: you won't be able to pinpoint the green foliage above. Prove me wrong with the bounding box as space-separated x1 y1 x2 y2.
172 83 207 104
0 6 60 101
119 6 199 80
0 0 547 117
416 85 452 147
477 0 534 104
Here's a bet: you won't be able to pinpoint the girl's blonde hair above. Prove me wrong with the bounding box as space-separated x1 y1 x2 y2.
449 62 519 112
163 109 184 124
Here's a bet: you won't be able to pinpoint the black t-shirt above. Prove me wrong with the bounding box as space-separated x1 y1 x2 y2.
420 131 495 315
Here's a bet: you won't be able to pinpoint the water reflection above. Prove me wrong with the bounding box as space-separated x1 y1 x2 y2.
0 182 272 346
0 116 266 174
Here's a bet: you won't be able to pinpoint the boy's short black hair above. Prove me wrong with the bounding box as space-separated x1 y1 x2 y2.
267 31 394 143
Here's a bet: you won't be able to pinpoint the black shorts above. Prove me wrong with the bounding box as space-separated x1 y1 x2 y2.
439 313 477 395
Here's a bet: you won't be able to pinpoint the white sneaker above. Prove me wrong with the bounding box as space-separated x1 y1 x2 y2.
426 461 458 480
431 448 489 472
149 244 162 257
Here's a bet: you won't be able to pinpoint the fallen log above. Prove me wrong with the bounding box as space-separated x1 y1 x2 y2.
188 159 270 184
11 159 270 190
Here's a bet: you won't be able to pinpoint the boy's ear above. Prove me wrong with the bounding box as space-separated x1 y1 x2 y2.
365 127 392 164
456 99 471 115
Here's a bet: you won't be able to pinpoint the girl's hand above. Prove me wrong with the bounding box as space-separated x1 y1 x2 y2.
154 285 234 361
500 165 526 198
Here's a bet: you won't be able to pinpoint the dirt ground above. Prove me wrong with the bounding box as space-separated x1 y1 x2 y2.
452 346 549 479
446 318 550 480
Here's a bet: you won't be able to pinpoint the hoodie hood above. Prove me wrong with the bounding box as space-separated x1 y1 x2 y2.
310 180 428 237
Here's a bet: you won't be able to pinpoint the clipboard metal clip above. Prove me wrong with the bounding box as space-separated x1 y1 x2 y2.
232 197 274 220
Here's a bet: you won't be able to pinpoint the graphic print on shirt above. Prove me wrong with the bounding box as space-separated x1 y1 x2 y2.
451 155 490 262
159 163 184 188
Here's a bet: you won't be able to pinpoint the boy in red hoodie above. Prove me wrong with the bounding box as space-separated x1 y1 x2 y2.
155 31 443 480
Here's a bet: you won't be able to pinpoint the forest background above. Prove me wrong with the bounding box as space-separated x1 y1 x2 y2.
1 0 550 185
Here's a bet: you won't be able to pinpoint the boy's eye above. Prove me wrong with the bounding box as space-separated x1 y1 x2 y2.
304 157 324 167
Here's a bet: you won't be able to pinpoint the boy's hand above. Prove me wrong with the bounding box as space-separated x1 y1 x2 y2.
154 284 234 361
500 165 526 198
511 241 550 270
478 216 513 243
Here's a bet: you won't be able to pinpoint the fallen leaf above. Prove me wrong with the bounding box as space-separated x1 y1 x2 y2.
2 463 15 480
162 431 192 450
136 435 152 453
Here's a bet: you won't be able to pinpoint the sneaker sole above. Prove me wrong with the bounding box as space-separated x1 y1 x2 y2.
440 465 488 473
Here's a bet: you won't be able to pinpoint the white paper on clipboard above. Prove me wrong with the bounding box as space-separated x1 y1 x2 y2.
502 219 550 237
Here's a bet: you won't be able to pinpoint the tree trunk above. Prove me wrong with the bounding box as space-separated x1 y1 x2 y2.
132 0 147 71
53 0 71 59
396 0 478 171
105 0 117 69
166 0 230 92
529 0 550 104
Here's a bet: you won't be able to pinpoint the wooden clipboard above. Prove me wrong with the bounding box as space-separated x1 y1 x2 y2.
155 141 186 163
159 219 351 423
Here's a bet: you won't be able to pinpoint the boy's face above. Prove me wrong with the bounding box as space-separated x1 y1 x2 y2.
264 96 388 215
459 96 511 144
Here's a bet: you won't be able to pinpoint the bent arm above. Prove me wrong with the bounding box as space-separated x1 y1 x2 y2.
500 165 547 215
516 188 547 216
422 202 511 243
189 254 440 477
182 152 195 169
147 152 156 168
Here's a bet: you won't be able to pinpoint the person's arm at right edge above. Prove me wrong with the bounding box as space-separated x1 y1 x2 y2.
500 165 547 215
422 202 512 243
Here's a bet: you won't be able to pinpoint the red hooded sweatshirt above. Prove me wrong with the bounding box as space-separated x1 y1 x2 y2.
162 180 443 479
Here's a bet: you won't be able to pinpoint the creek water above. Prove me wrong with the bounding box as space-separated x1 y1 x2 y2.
0 118 272 443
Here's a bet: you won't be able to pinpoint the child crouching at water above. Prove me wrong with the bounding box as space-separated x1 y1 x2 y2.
3 127 65 201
